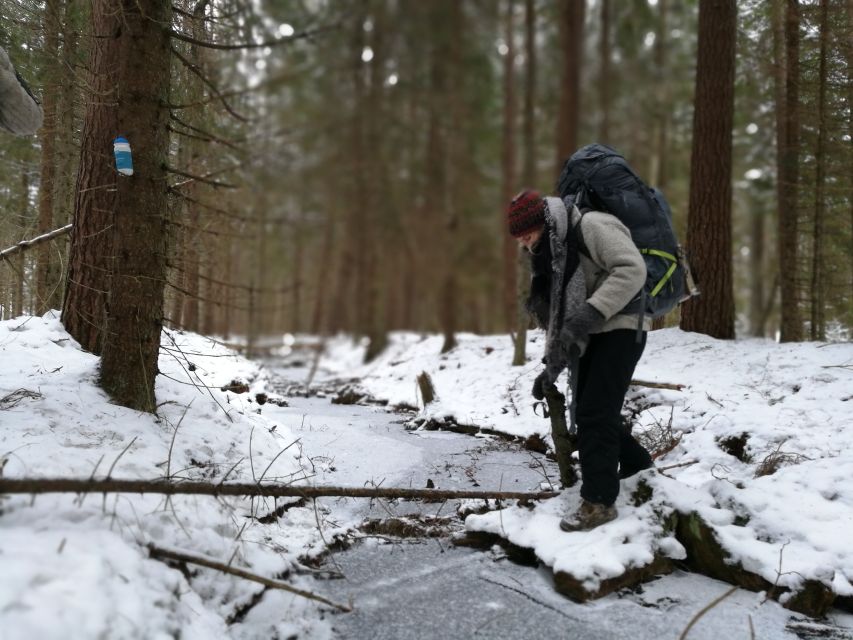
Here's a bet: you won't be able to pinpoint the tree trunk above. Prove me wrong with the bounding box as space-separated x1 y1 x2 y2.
179 2 209 333
777 0 802 342
679 0 736 339
555 0 586 178
99 0 173 412
14 172 29 318
598 0 611 142
650 0 670 331
748 197 766 337
809 0 829 341
653 0 669 190
502 0 518 335
514 0 537 367
50 0 82 311
847 0 853 316
62 0 121 354
310 211 334 335
440 0 466 354
35 0 62 315
364 0 390 362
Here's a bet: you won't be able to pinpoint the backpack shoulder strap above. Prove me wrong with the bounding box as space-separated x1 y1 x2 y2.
574 208 591 258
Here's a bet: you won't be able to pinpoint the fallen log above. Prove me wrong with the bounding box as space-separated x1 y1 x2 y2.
0 477 559 502
148 544 352 612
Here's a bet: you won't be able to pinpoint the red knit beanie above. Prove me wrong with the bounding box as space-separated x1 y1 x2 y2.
507 189 546 237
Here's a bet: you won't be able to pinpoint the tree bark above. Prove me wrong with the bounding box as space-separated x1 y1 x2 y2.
598 0 611 142
679 0 736 339
35 0 62 315
748 195 766 337
809 0 829 341
555 0 586 178
514 0 537 367
364 0 390 362
62 0 121 354
99 0 173 412
777 0 802 342
502 0 518 336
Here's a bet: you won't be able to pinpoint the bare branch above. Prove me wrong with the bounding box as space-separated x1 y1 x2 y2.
170 46 249 122
168 22 340 51
148 543 352 612
164 165 237 189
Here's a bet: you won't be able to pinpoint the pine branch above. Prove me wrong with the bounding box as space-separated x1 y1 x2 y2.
168 22 340 51
164 165 238 189
169 46 249 122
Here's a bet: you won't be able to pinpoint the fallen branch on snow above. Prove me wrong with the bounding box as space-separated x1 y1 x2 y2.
631 379 685 391
148 544 352 612
0 478 559 502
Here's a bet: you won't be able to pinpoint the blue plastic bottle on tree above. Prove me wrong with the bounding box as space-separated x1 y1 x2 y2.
113 136 133 176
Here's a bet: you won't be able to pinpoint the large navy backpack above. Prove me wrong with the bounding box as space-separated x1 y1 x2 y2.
557 143 690 319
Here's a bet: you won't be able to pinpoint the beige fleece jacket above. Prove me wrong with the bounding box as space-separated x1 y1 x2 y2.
570 206 650 333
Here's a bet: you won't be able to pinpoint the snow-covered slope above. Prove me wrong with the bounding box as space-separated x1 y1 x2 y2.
0 315 333 639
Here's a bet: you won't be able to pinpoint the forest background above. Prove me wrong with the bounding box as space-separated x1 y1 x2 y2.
0 0 850 376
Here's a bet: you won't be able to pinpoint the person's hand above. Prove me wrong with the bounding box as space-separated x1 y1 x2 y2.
532 371 550 400
560 302 605 345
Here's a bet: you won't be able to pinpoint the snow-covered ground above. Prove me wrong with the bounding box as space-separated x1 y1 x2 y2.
3 315 853 638
315 329 853 614
0 314 338 639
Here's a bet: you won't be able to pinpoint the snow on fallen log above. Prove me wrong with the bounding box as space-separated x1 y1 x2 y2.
461 472 844 616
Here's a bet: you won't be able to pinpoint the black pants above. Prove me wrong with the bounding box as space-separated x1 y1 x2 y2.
576 329 652 506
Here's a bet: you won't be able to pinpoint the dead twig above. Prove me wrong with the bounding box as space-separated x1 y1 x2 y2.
148 544 352 612
631 379 685 391
656 459 698 477
678 586 738 640
0 388 43 410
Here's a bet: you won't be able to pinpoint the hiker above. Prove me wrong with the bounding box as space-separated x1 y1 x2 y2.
508 188 653 532
0 45 43 136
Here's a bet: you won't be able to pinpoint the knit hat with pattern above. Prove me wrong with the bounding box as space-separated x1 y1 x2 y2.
507 189 546 237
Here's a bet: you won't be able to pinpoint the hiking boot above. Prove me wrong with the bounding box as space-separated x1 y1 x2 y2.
559 500 617 532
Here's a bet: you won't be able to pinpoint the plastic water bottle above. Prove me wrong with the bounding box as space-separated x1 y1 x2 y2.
113 136 133 176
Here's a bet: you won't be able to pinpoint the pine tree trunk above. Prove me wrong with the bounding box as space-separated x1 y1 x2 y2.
99 0 172 412
598 0 611 142
555 0 585 177
49 0 82 311
650 0 670 331
653 0 669 190
847 0 853 316
310 213 334 335
777 0 802 342
35 0 62 315
679 0 736 339
62 0 121 353
440 0 465 354
809 0 829 341
364 0 390 362
513 0 537 367
502 0 518 336
748 198 766 336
